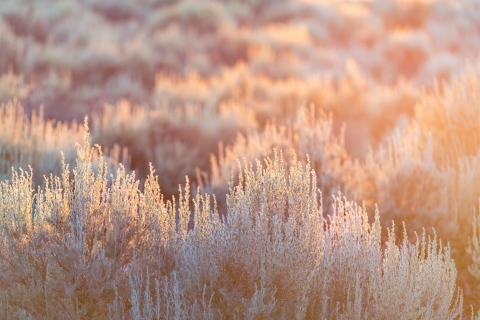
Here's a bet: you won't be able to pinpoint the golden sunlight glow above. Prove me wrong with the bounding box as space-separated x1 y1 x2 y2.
0 0 479 317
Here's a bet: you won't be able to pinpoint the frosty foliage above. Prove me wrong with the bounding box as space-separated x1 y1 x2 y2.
1 0 480 316
0 128 463 318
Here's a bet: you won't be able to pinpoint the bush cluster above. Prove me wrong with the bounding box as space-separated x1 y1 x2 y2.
2 0 480 316
0 128 464 318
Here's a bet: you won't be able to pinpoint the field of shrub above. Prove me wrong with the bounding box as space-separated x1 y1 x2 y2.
1 0 480 318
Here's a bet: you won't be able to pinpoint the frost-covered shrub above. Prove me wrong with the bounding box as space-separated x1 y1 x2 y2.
200 106 365 217
365 65 480 307
0 128 463 319
92 100 253 197
0 100 129 186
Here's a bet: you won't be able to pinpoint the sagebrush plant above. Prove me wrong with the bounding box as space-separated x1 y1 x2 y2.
0 100 130 187
0 124 141 319
0 100 82 183
200 106 365 217
0 125 463 319
467 208 480 281
92 99 254 197
364 65 480 307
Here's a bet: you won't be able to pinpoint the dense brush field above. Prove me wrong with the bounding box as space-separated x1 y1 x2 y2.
1 0 480 318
